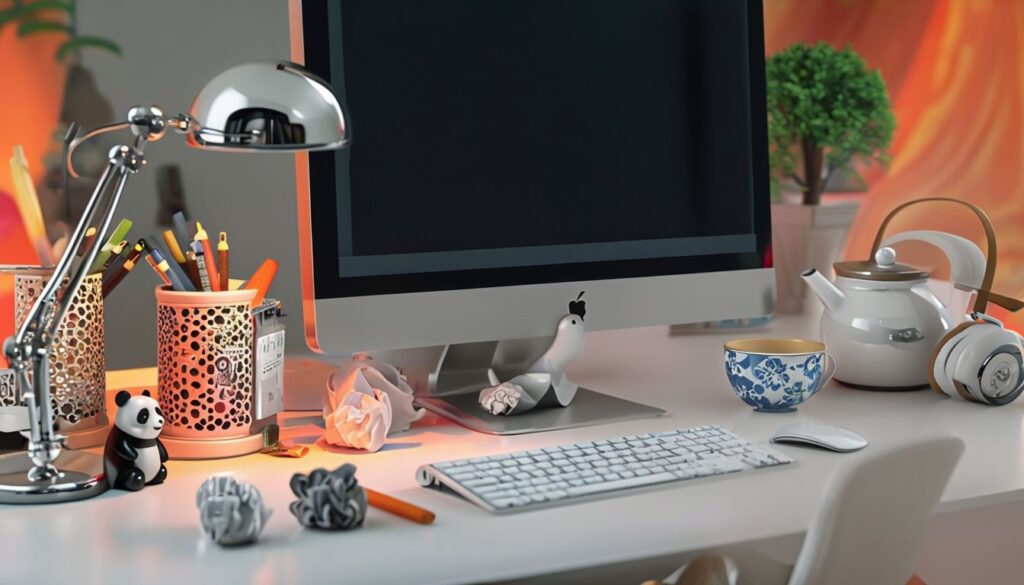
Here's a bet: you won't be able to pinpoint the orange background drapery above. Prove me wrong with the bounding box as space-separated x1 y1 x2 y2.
766 0 1024 327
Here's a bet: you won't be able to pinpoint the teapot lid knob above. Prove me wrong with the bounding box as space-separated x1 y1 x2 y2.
875 247 897 267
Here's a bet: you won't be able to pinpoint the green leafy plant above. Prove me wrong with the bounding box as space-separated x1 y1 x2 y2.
766 42 894 205
0 0 122 61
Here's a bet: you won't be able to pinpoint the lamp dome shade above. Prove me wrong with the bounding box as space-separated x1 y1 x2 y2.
186 60 347 152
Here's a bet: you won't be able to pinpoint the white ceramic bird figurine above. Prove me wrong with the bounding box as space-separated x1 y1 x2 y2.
479 293 587 415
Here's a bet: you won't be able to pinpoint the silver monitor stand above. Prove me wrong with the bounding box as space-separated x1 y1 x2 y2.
373 335 665 435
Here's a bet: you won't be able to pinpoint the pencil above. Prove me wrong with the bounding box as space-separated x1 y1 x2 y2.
10 145 54 265
217 232 229 292
162 229 187 266
194 222 220 291
364 488 435 525
102 241 144 297
77 227 97 258
185 251 202 290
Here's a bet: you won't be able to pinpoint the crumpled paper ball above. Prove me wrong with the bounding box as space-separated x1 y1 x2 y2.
479 382 524 415
289 463 367 531
324 369 393 452
327 364 426 433
196 475 272 546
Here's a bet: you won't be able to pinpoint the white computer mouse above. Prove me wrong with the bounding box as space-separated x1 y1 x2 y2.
770 422 867 453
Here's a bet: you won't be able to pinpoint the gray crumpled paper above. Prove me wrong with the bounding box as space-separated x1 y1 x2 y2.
289 463 367 531
196 475 272 546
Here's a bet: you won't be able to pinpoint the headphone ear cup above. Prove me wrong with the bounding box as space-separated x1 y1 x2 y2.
930 322 978 399
960 327 1024 405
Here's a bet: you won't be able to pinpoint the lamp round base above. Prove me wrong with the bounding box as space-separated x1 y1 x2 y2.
162 433 264 460
0 451 107 504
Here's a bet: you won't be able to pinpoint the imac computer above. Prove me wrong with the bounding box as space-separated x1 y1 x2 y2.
289 0 774 433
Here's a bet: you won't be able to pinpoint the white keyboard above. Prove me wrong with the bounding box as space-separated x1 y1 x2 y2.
416 425 793 513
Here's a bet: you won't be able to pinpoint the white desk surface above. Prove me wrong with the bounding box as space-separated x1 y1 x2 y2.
3 314 1024 585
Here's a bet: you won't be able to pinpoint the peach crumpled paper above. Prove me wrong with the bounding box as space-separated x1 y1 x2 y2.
323 365 426 452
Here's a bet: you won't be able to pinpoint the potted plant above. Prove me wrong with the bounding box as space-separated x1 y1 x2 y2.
766 42 895 313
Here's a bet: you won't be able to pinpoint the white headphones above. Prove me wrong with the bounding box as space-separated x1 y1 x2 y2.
914 199 1024 405
930 312 1024 405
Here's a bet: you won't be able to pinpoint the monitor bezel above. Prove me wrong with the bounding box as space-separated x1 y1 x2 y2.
297 0 772 301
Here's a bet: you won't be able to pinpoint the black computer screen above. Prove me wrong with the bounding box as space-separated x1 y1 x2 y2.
302 0 770 298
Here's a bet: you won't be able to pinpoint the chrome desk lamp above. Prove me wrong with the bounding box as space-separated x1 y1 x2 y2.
0 60 347 504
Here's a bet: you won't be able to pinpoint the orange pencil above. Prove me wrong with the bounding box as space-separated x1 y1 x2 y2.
194 222 221 291
364 488 436 525
242 258 278 308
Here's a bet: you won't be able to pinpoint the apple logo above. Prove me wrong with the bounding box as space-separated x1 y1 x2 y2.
568 291 586 321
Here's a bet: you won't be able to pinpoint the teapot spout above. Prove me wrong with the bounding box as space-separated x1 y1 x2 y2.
801 268 845 313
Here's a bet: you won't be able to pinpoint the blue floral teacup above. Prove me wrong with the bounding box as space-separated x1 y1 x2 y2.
724 338 836 413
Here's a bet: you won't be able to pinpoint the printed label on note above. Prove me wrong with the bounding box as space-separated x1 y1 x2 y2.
255 330 285 420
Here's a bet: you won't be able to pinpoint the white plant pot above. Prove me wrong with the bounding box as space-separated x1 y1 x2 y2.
771 200 860 314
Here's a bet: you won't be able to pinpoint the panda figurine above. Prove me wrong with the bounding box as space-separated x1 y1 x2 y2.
104 389 168 491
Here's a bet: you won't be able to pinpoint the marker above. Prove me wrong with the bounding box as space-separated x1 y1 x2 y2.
217 232 229 292
171 211 192 253
194 222 221 291
90 218 133 273
102 241 144 297
242 258 278 308
191 241 213 292
140 239 172 287
162 229 187 266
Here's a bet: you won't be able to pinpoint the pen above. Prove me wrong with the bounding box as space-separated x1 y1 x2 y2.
102 241 144 297
194 222 221 291
140 240 172 287
90 218 133 273
171 211 192 254
100 240 129 272
147 235 196 292
185 250 202 290
162 229 187 267
242 258 278 308
217 232 229 292
77 227 97 258
364 488 436 525
191 241 213 292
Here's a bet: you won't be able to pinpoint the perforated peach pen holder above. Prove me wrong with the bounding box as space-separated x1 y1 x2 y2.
156 286 280 459
14 270 109 448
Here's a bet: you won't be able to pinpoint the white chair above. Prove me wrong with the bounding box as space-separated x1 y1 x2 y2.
643 436 965 585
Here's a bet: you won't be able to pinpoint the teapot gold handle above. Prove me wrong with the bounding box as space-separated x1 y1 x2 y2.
869 197 1003 314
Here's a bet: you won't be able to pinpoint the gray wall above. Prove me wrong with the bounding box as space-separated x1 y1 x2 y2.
78 0 311 368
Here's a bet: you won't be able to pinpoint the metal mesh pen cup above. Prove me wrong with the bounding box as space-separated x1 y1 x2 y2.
14 271 108 441
156 287 256 440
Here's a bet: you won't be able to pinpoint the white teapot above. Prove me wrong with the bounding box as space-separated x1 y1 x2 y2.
802 197 1016 389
